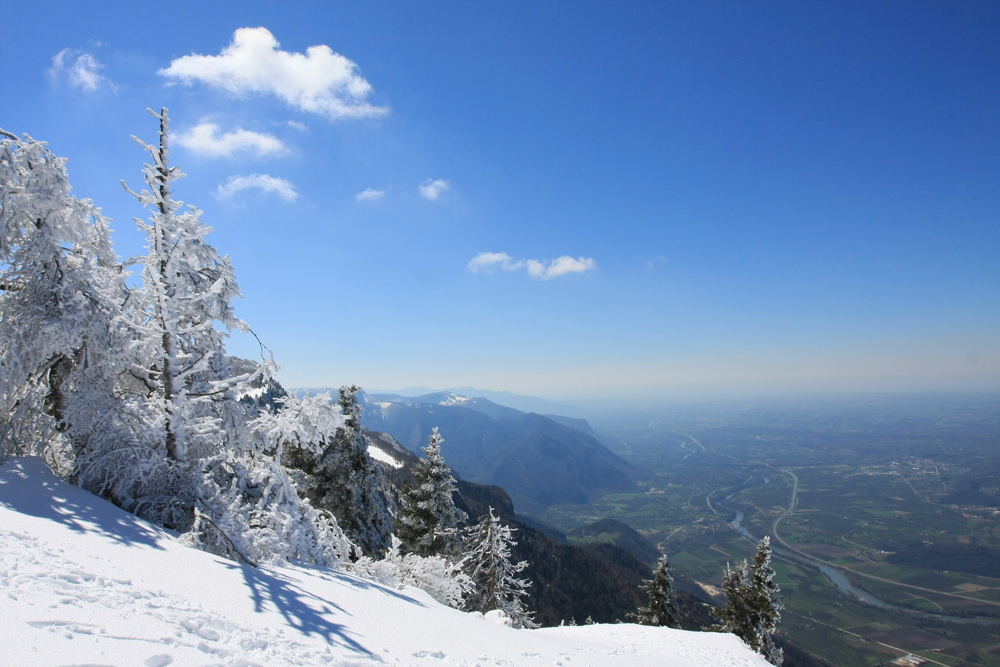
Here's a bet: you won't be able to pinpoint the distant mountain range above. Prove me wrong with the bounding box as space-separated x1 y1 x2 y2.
360 391 637 515
368 386 587 419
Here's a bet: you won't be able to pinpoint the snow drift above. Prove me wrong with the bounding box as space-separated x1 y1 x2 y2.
0 458 767 666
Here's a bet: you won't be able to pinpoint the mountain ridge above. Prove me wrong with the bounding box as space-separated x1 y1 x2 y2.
361 392 637 514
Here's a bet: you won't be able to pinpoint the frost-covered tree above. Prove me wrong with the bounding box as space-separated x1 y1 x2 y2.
628 553 681 628
0 126 128 471
1 111 386 573
395 427 466 557
350 536 473 609
283 385 392 558
713 537 783 665
462 506 536 629
228 390 358 568
714 559 754 643
747 537 783 665
121 107 269 463
99 108 350 569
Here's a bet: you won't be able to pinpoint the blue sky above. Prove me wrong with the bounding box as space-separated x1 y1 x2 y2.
2 2 997 399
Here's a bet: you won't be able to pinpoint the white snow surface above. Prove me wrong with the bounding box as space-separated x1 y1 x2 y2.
439 393 471 406
367 445 403 469
0 458 767 667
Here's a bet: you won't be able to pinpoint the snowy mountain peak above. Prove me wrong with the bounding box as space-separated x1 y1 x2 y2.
440 393 472 406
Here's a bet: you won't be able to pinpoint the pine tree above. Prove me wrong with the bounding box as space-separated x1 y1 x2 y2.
462 506 536 629
713 537 783 665
714 559 754 640
628 553 681 628
747 537 783 665
283 386 392 558
116 109 350 567
122 107 269 463
395 427 466 557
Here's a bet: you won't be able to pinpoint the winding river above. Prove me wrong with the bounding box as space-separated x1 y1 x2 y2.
724 506 993 625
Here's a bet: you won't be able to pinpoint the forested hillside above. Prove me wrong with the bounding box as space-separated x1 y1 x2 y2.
362 392 637 513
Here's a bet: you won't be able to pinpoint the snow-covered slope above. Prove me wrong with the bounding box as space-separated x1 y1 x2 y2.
0 458 767 667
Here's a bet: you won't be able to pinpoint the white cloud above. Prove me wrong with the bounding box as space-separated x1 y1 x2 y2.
48 49 110 92
159 27 388 121
280 120 309 132
467 252 522 273
355 188 385 202
467 252 596 280
419 178 450 200
175 123 288 158
542 256 596 278
217 174 298 202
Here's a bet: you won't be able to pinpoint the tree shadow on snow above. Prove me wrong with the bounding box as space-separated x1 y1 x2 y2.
233 561 383 657
292 561 433 607
0 457 165 549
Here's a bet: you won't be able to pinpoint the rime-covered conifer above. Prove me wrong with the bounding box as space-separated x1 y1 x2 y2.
121 107 268 463
395 427 466 557
714 559 754 643
462 506 536 629
628 554 681 628
747 537 783 665
284 386 392 558
713 537 783 665
112 109 349 567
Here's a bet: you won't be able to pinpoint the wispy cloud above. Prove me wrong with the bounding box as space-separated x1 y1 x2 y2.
645 255 667 270
175 123 288 158
468 252 596 280
217 174 298 202
419 178 450 201
159 27 388 121
48 49 111 92
355 188 385 202
468 252 522 272
280 120 309 132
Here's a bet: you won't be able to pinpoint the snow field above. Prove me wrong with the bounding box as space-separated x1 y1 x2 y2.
0 458 767 666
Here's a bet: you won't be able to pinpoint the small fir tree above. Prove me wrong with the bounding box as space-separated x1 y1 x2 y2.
714 559 752 638
628 553 681 628
462 506 536 629
747 537 783 665
713 537 783 665
395 427 466 557
284 386 392 558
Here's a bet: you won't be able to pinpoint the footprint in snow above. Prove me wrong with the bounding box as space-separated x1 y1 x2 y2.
411 650 446 659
